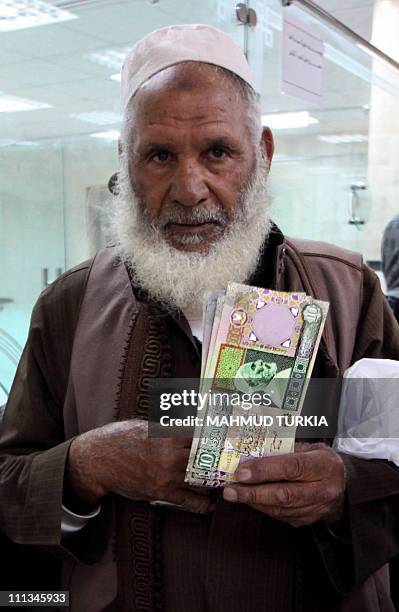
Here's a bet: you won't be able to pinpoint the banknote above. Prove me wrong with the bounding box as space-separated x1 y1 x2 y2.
214 294 329 479
201 290 225 378
186 293 226 479
185 283 328 487
187 285 307 485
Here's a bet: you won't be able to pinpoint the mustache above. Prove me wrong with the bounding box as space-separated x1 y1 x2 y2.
149 204 230 230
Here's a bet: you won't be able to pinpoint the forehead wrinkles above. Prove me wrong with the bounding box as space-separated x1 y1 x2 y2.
144 121 237 140
137 92 240 126
145 114 231 129
131 96 247 156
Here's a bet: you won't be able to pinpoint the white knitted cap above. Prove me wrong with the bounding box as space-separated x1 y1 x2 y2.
121 24 256 111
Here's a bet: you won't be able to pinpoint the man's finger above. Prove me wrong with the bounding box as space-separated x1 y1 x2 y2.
234 452 319 484
223 481 336 507
224 481 337 507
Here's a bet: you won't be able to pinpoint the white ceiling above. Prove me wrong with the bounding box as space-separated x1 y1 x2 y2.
0 0 391 143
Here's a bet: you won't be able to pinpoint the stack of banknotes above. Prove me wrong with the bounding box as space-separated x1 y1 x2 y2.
185 283 329 487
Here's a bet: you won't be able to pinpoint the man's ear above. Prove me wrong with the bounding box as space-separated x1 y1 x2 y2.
260 126 275 165
108 172 119 195
106 138 124 195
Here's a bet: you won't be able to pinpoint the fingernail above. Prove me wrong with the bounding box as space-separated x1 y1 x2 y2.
236 468 251 482
223 488 238 502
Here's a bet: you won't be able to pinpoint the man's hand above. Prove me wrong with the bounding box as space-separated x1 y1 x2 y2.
222 443 345 527
65 420 212 514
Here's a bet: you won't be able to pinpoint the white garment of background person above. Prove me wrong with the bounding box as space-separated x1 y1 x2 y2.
333 358 399 466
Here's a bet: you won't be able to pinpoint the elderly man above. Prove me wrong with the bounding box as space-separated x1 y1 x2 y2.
1 24 399 612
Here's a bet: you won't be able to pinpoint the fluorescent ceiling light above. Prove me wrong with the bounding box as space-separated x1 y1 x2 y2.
91 130 120 141
71 111 122 125
318 134 368 144
0 93 51 112
89 47 130 71
110 73 121 83
0 0 77 32
261 111 319 129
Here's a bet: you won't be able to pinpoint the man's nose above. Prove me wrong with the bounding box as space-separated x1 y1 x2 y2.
169 160 209 207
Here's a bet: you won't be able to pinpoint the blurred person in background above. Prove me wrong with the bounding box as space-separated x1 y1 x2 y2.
382 214 399 322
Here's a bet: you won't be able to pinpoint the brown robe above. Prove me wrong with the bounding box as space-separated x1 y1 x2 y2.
1 227 399 611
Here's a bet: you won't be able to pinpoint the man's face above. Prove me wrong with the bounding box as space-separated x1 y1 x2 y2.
127 64 259 253
241 360 277 384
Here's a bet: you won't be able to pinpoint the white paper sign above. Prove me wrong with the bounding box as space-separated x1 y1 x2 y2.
282 14 324 106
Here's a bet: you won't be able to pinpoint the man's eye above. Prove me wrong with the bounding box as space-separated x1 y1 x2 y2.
152 151 170 163
209 147 227 159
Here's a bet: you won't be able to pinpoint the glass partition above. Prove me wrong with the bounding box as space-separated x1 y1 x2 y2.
247 0 399 272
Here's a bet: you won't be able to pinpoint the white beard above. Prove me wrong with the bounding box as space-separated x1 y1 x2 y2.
110 154 272 316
